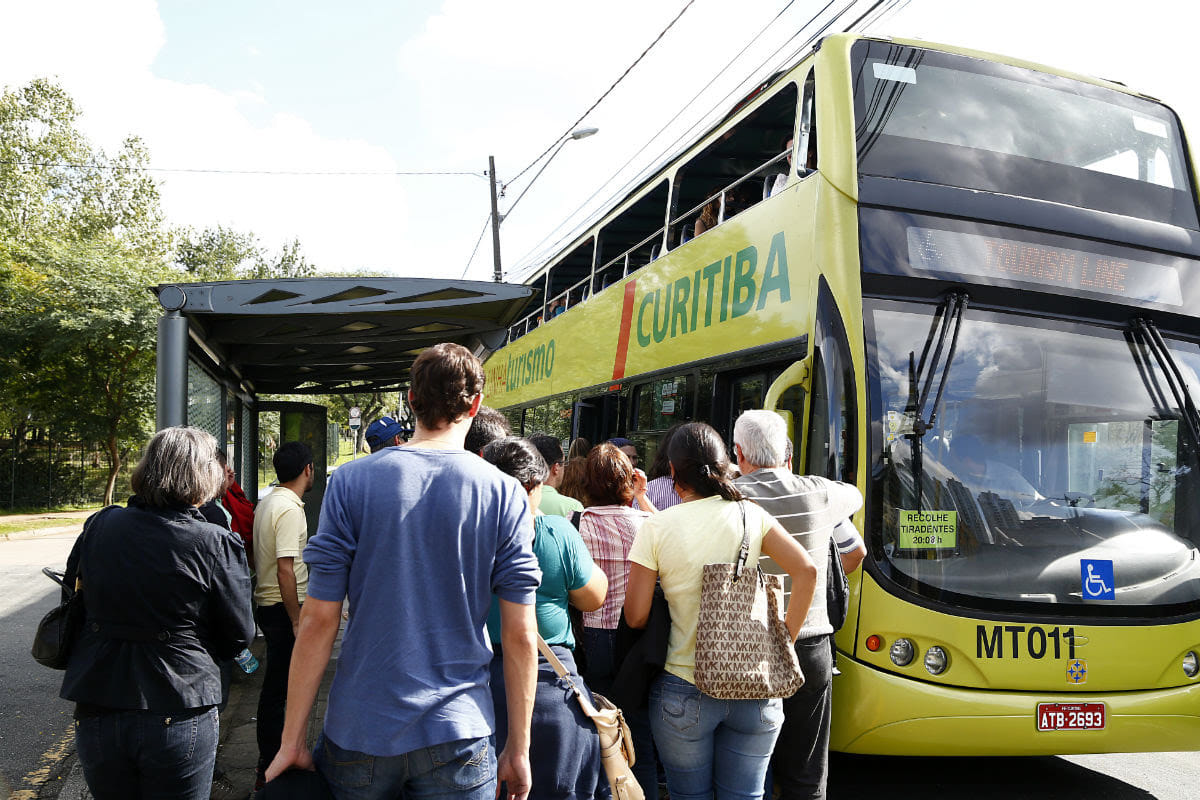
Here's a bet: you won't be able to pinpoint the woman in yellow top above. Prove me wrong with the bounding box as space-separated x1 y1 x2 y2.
624 422 817 800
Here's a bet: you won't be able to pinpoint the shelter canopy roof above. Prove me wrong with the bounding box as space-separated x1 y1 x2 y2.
154 277 532 395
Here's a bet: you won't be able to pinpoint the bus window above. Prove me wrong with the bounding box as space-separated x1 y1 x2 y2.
523 403 549 435
502 407 521 435
672 83 798 245
852 40 1197 228
1067 420 1179 524
777 384 805 468
806 280 857 483
547 396 574 442
797 70 817 175
870 299 1200 614
541 239 594 320
594 181 670 293
574 392 622 446
634 375 695 432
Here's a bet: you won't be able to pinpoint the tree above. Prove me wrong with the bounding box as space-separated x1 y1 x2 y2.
175 225 262 281
1 79 170 504
250 237 317 279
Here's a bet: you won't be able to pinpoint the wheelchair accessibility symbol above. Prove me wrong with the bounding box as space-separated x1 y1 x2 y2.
1081 559 1115 600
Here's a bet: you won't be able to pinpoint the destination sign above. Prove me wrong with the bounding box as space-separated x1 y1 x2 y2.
906 226 1183 307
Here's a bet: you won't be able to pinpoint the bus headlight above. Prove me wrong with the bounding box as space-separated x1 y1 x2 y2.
924 646 949 675
890 638 915 667
1184 651 1199 678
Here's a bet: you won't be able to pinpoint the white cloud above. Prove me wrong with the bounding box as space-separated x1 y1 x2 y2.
2 0 1197 283
0 0 410 274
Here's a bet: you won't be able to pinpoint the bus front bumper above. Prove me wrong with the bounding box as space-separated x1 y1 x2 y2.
831 655 1200 755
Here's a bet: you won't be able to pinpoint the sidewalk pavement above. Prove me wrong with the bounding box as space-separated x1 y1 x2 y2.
50 628 341 800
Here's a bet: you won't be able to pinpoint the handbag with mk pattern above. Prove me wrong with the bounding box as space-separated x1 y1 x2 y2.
694 501 804 700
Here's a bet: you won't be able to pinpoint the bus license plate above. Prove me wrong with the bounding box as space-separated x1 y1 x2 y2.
1036 702 1105 731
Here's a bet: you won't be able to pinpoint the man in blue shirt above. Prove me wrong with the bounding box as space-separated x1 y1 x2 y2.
265 343 542 800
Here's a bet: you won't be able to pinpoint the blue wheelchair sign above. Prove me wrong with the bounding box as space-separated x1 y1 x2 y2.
1081 559 1115 600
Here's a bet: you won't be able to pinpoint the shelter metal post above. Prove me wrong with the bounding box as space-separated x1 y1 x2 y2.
156 310 189 431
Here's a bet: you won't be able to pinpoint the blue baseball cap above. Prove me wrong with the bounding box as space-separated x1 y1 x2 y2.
365 416 410 448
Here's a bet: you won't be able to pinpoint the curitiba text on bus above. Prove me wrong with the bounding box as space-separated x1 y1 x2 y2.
488 339 556 393
635 231 792 347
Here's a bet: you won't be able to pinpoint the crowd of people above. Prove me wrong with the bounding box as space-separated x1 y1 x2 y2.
54 342 864 800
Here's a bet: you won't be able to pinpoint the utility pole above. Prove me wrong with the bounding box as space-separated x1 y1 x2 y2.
488 155 503 282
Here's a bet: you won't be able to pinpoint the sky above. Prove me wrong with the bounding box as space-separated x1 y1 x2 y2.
1 0 1195 283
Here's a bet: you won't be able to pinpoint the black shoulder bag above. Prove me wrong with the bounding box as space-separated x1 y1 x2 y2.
826 536 850 632
31 505 116 669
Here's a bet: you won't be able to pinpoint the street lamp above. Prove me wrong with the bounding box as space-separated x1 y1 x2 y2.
488 126 599 282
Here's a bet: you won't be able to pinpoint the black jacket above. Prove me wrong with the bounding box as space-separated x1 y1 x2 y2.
610 585 671 711
60 497 255 711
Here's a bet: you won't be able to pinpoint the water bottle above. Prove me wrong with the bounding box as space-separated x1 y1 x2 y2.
234 647 259 674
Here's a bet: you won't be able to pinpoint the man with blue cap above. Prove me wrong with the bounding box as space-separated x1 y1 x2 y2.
364 416 410 453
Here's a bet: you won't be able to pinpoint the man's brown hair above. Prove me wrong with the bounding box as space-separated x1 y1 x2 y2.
409 343 485 428
584 442 636 506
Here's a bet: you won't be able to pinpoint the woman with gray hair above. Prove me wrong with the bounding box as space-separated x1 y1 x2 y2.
59 426 255 800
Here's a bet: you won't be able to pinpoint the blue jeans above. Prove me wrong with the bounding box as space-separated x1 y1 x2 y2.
75 707 219 800
315 733 496 800
649 672 782 800
581 626 659 798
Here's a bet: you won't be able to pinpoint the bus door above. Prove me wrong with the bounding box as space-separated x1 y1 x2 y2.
573 391 623 446
717 362 806 456
627 373 699 472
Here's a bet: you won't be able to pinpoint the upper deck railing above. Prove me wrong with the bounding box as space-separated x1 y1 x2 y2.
507 149 791 344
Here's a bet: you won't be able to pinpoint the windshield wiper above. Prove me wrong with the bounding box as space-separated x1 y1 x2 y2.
1130 317 1200 450
904 292 969 507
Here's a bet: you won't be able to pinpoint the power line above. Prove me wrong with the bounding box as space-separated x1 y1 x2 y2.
510 0 834 274
460 214 493 279
503 0 698 190
0 160 485 178
511 0 896 278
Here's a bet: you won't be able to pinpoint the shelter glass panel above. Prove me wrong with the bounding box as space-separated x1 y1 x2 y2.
187 360 223 442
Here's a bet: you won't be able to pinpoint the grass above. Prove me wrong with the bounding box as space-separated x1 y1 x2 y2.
0 517 85 537
0 503 103 517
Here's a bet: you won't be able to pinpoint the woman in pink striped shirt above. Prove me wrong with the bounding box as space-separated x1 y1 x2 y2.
576 442 658 796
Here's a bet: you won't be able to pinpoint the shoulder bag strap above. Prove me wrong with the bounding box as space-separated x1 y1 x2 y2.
732 500 751 581
537 634 602 717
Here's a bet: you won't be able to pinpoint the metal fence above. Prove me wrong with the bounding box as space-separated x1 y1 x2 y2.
0 436 134 510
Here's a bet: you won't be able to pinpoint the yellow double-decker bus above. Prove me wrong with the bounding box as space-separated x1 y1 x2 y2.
484 33 1200 755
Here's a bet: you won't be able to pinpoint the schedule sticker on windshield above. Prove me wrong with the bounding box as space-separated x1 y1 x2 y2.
898 510 958 549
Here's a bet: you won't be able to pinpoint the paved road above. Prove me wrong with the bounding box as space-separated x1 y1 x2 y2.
829 751 1197 799
0 530 81 800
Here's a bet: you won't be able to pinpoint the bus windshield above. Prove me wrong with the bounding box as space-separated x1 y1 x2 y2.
869 299 1200 617
852 41 1199 230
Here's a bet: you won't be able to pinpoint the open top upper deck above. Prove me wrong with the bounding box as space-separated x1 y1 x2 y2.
502 34 1199 343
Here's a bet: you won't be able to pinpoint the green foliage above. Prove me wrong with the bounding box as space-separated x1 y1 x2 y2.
251 236 317 279
0 79 172 504
175 224 261 280
174 228 318 281
2 79 333 506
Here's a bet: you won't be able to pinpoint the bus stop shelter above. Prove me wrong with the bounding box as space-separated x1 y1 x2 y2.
152 276 532 526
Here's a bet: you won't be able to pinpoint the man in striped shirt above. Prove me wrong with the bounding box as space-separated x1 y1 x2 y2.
733 410 865 800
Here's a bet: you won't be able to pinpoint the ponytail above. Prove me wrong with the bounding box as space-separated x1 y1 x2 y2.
669 423 746 502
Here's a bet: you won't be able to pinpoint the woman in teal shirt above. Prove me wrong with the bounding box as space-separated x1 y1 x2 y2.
482 437 610 800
